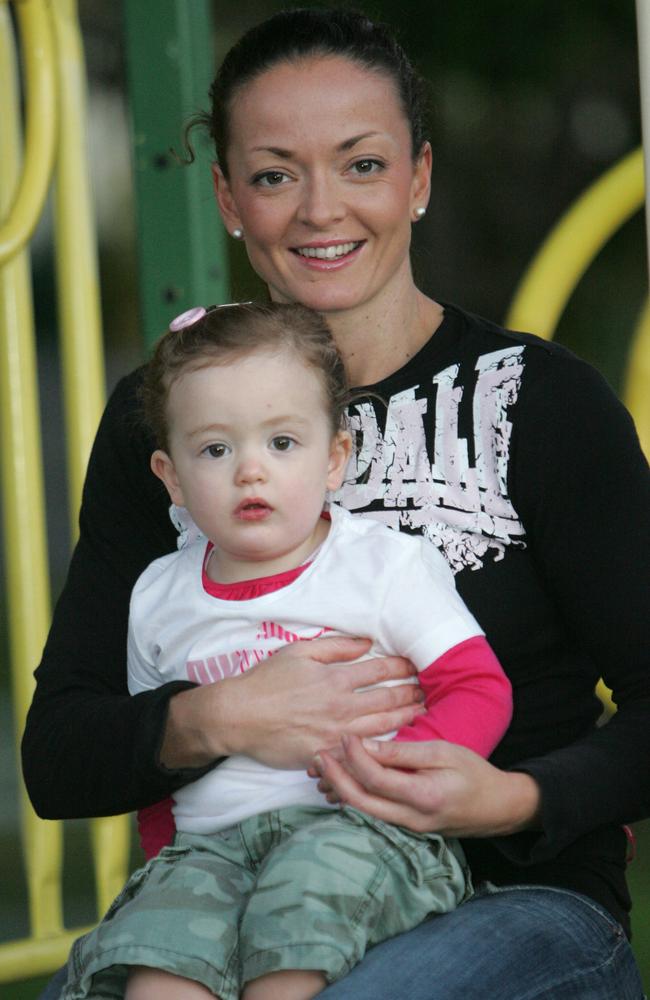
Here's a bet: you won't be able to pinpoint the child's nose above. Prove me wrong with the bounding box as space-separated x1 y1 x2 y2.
235 455 267 484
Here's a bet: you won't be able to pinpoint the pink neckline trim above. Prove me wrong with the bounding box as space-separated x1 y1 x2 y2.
202 543 311 601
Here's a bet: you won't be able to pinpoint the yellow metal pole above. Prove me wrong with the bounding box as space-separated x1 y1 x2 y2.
0 0 57 263
50 0 131 914
636 0 650 282
0 928 94 984
0 1 64 941
51 0 106 522
633 0 650 459
625 301 650 459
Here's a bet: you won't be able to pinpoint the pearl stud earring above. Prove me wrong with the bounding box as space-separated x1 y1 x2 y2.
414 207 426 219
232 228 244 240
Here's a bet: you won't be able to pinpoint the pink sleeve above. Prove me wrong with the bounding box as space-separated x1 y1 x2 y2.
137 796 176 859
394 636 512 758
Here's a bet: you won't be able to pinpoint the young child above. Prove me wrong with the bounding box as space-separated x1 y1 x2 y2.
64 302 512 1000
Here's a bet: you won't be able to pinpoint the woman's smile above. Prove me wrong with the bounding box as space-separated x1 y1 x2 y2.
291 239 366 270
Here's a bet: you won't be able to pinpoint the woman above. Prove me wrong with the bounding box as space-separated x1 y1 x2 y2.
25 8 649 999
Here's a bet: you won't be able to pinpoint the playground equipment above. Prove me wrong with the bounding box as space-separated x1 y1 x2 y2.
0 0 226 982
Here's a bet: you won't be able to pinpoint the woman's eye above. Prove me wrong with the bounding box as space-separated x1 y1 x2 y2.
253 170 289 188
271 436 295 452
204 443 230 458
350 158 384 176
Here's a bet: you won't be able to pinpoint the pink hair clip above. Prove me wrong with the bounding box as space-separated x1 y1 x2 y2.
169 306 207 332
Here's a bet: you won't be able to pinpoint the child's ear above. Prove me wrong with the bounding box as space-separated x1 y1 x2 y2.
151 450 185 506
326 431 353 491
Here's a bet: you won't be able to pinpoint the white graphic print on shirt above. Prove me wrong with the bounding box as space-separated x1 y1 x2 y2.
333 346 527 572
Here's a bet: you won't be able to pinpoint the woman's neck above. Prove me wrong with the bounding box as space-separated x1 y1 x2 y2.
325 284 444 387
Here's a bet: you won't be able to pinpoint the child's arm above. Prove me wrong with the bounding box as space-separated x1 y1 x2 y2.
377 538 512 758
394 636 512 758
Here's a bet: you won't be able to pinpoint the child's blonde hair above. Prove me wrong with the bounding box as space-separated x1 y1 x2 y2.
142 302 351 451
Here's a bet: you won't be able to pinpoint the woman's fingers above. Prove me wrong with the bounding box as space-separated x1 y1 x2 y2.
332 735 429 801
307 636 373 664
347 654 418 686
354 737 453 770
312 736 542 838
314 745 429 829
346 702 426 740
190 636 423 769
313 735 450 830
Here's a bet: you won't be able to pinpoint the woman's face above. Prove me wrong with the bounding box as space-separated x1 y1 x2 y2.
213 56 431 316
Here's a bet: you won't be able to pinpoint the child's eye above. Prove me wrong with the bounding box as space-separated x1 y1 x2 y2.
252 170 290 188
350 158 385 176
203 443 230 458
270 436 296 452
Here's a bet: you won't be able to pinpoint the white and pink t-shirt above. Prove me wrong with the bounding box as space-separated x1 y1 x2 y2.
128 504 511 848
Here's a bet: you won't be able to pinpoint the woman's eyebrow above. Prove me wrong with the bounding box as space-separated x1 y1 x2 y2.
339 131 381 151
251 132 382 158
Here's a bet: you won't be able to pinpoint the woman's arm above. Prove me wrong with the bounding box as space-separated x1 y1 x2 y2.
21 370 198 817
498 350 650 860
316 351 649 856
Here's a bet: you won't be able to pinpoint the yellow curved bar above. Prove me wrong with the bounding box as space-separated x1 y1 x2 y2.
91 815 133 914
0 927 94 984
51 0 131 906
52 0 106 523
0 0 57 264
506 148 644 338
0 3 64 940
625 299 650 460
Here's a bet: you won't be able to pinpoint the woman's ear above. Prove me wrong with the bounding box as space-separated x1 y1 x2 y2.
151 450 185 507
326 431 353 491
211 163 243 236
410 140 432 217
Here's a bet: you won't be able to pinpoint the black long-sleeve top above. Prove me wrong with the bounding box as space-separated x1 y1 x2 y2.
22 303 650 935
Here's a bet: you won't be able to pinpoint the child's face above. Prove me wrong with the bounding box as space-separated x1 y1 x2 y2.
151 348 351 582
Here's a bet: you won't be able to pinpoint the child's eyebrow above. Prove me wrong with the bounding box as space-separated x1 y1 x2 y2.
259 414 312 428
185 422 230 439
185 414 313 439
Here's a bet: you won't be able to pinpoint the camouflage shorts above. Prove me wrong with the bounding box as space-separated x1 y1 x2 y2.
63 805 471 1000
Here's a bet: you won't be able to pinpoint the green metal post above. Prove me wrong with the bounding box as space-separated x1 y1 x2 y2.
122 0 229 349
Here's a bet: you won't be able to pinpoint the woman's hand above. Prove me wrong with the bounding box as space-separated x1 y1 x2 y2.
160 638 423 770
310 735 542 838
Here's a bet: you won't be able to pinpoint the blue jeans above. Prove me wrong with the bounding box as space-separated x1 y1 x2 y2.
41 885 645 999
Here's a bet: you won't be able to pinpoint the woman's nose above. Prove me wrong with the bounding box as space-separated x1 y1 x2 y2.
298 172 345 229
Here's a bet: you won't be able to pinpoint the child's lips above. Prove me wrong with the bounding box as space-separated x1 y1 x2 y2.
234 498 273 521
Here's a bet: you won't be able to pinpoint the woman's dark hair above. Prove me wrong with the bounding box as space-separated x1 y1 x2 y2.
189 7 428 175
142 302 351 451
